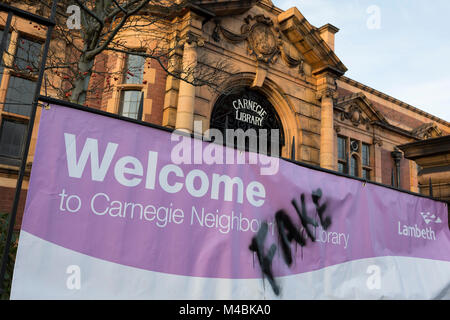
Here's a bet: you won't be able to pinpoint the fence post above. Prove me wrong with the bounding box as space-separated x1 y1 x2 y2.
0 0 57 296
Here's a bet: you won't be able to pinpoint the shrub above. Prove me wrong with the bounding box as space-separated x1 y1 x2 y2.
0 212 19 300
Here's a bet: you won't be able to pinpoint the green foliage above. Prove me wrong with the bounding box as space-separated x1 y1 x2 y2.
0 212 19 300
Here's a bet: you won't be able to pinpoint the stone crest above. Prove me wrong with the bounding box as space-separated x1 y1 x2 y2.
213 14 304 71
340 104 371 130
245 15 280 63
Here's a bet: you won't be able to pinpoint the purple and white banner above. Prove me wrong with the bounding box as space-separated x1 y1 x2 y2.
11 104 450 299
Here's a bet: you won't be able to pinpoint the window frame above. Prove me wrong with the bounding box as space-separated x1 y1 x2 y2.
122 53 146 85
0 30 44 166
361 143 372 180
337 135 373 180
12 34 43 75
115 53 147 120
118 89 143 120
337 135 348 174
0 117 28 166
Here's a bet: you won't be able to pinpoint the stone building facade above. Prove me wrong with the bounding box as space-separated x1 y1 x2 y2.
1 0 450 227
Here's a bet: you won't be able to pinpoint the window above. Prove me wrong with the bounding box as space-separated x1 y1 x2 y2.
362 143 371 180
4 76 36 116
117 53 146 120
362 143 370 166
337 136 372 179
0 32 43 165
350 155 358 177
119 90 142 120
338 136 346 160
337 136 347 174
123 54 145 84
0 29 11 87
0 119 27 161
13 36 42 73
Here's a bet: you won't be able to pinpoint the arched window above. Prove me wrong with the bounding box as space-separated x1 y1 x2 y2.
350 155 359 177
210 87 285 156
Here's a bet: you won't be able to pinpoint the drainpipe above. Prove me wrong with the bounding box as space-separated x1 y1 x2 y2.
391 150 403 189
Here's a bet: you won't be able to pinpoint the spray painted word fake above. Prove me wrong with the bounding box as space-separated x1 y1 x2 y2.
249 189 331 295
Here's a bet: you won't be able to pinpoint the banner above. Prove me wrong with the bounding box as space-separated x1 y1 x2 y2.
11 104 450 299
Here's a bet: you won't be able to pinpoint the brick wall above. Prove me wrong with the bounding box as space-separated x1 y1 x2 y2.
380 149 411 190
400 158 411 191
381 149 395 186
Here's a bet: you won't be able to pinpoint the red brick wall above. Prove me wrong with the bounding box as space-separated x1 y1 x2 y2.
86 53 110 111
369 100 424 129
337 86 425 130
400 158 411 191
381 149 395 186
380 149 411 190
0 186 27 230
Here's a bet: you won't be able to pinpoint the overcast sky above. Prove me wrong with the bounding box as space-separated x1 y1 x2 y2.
275 0 450 122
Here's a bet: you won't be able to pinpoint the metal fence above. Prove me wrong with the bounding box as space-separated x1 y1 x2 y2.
0 1 57 296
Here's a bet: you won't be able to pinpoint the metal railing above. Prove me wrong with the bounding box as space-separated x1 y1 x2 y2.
0 0 57 296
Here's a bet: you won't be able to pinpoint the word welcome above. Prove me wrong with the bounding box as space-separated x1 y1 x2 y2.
64 133 266 207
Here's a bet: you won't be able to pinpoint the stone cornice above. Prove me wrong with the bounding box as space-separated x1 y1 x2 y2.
277 7 347 76
318 23 340 35
194 0 259 17
398 135 450 161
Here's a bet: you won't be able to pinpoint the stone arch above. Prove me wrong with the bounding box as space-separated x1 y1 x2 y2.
207 72 301 158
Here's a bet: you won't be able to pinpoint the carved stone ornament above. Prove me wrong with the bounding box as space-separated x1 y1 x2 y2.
373 137 383 147
185 31 205 47
411 122 443 140
316 88 338 101
340 104 371 130
213 15 304 72
335 124 341 133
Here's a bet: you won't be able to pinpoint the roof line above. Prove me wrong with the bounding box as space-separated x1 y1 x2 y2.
339 76 450 128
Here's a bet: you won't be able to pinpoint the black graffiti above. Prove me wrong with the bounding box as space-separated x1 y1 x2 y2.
250 188 331 296
275 210 305 266
249 222 280 295
312 188 331 230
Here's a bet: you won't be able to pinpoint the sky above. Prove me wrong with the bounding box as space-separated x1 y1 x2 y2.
275 0 450 122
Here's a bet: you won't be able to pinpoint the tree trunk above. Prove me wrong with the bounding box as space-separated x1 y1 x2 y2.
71 56 94 105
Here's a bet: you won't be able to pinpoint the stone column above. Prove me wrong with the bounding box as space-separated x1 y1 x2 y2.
175 36 198 133
318 88 337 170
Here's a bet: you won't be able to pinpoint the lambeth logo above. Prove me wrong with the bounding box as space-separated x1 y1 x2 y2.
420 212 442 225
397 212 440 241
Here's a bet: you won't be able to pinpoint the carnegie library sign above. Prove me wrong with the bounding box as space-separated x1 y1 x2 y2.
233 98 268 126
210 87 285 153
